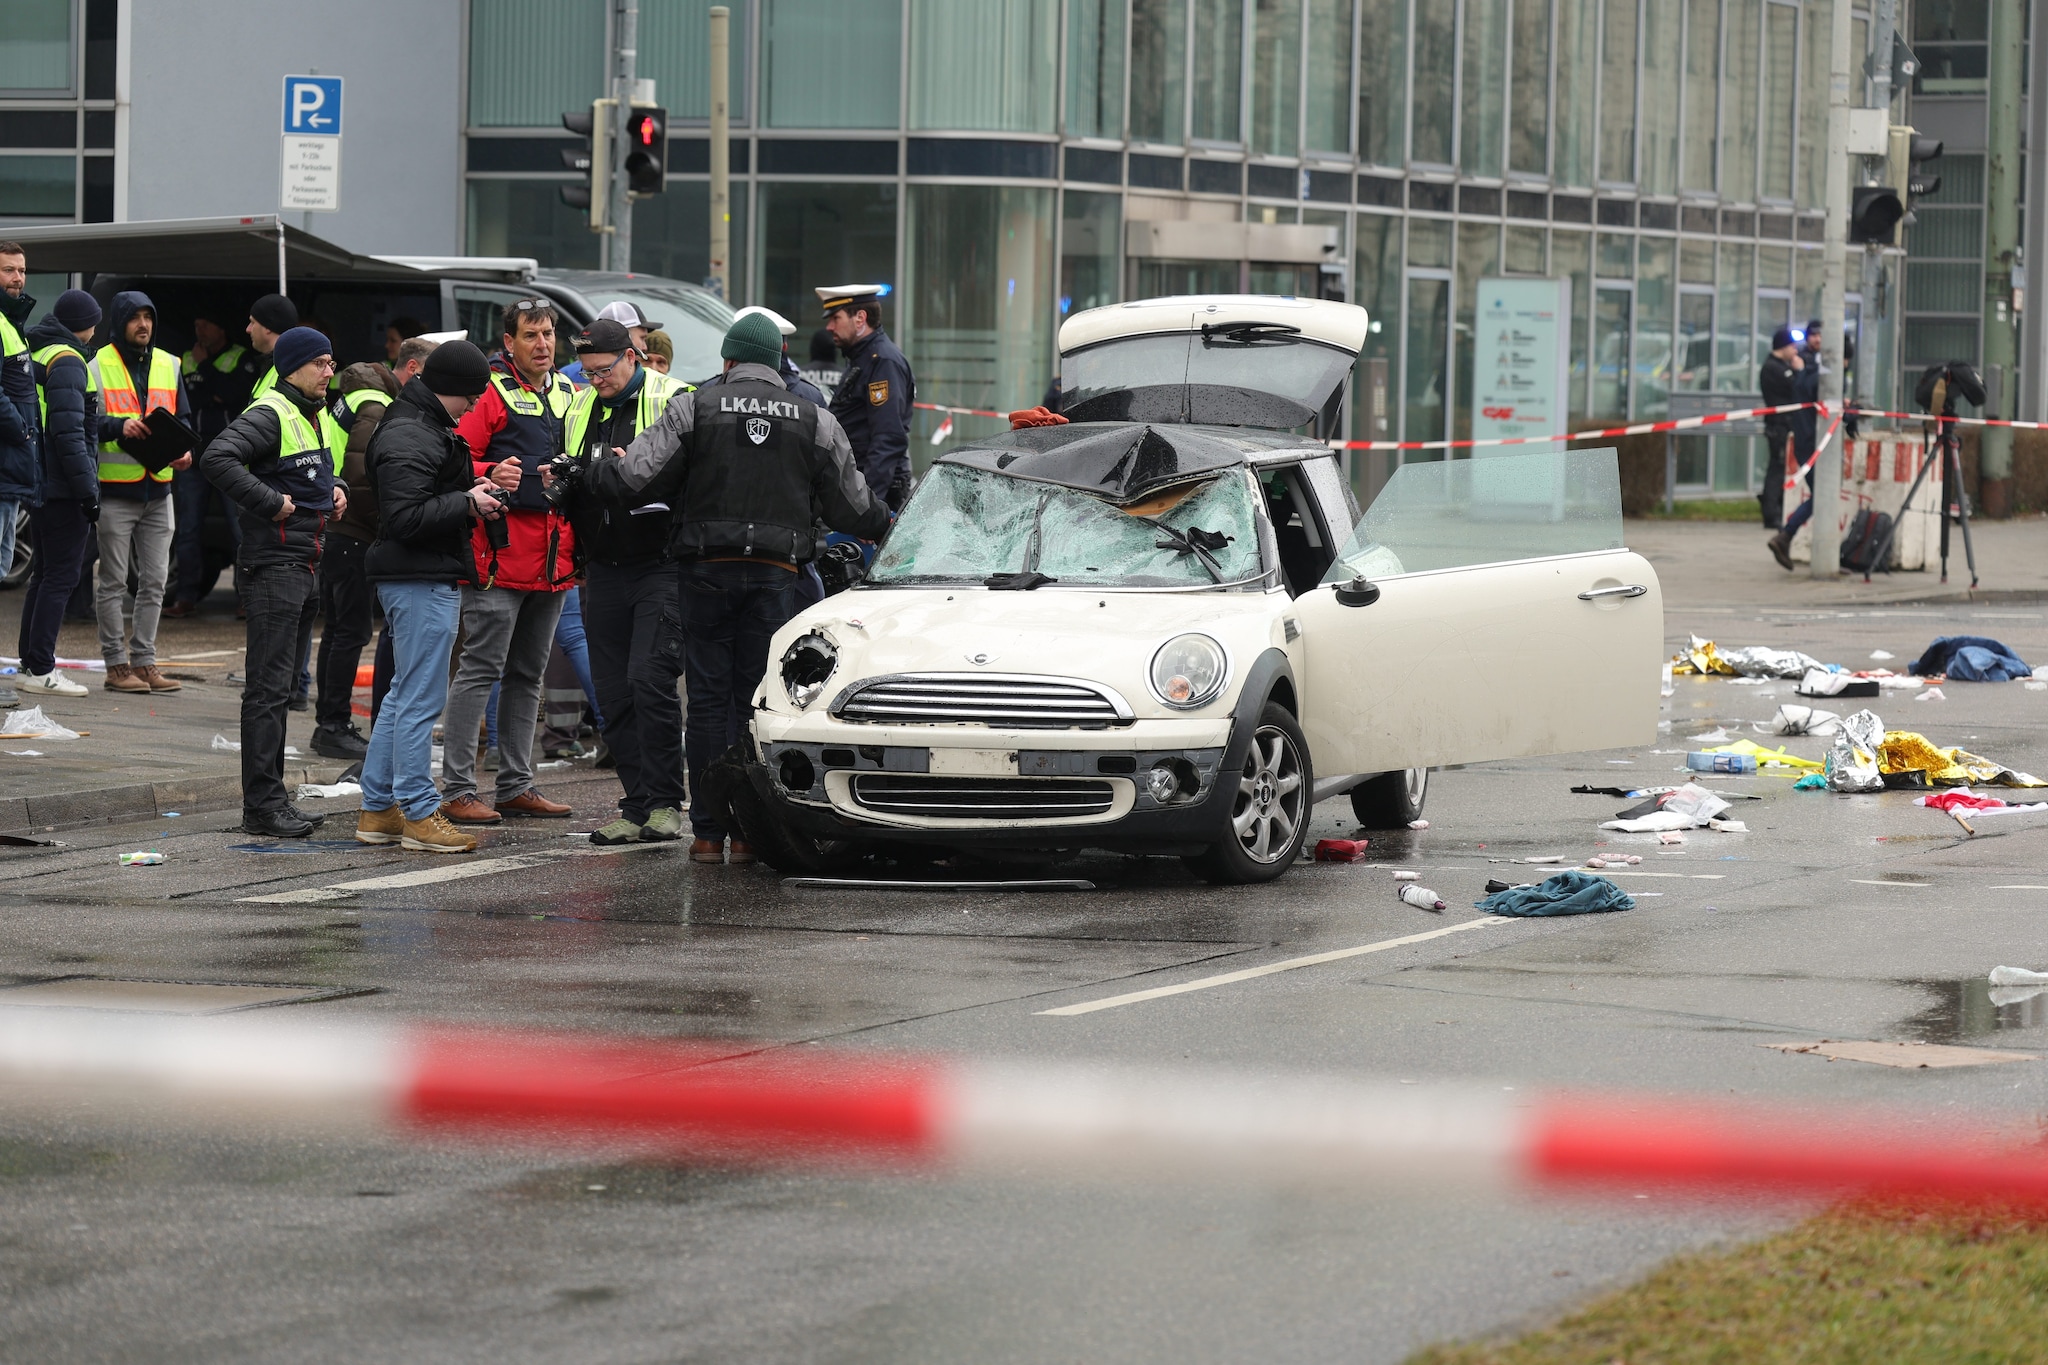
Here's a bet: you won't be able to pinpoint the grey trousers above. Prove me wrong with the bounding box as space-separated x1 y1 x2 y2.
440 585 567 806
95 495 175 668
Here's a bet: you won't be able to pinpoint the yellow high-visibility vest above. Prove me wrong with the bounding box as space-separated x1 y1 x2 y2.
90 345 181 484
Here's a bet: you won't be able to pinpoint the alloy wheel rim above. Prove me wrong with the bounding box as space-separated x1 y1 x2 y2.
1231 725 1304 864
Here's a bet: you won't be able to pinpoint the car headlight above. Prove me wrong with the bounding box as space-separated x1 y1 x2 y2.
1149 633 1228 709
780 632 837 708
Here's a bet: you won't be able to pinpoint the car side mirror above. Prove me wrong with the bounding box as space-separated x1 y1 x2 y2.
1333 575 1380 608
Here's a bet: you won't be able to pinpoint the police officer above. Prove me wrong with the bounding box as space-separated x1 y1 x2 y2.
1757 324 1804 536
550 319 693 846
198 327 347 838
815 284 914 510
585 311 890 865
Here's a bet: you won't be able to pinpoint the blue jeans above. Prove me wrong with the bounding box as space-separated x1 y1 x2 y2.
1783 491 1814 538
554 585 603 729
363 581 459 821
679 561 797 839
0 498 18 581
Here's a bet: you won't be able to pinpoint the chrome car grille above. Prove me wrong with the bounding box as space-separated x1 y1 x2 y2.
849 774 1118 819
831 674 1133 729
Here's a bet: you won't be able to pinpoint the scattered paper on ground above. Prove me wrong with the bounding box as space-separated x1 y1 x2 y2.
1763 1039 2038 1069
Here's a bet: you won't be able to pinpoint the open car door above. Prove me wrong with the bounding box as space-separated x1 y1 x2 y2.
1293 447 1663 774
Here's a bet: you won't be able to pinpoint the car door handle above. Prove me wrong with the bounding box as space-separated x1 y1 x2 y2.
1577 584 1649 601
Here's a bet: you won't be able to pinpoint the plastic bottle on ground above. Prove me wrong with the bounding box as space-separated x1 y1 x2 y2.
1398 884 1447 912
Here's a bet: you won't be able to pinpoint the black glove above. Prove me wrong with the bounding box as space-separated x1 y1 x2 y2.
82 500 100 524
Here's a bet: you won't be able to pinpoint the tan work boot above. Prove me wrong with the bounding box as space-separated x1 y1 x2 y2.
355 807 405 845
135 665 182 692
401 810 477 854
104 663 150 693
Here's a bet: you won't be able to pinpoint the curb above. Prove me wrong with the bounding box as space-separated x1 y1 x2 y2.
0 763 349 835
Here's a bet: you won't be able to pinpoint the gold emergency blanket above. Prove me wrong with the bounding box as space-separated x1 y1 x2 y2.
1879 731 2048 788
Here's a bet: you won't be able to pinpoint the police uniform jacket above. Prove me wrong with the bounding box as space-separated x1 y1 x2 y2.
826 326 914 505
1758 354 1801 445
587 360 889 565
198 379 340 575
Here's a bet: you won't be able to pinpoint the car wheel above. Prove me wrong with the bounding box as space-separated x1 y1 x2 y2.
1348 767 1428 828
1186 701 1313 885
1 504 30 589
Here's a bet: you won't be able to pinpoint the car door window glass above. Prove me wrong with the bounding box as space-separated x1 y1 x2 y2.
1258 464 1336 596
453 287 526 351
1321 445 1624 580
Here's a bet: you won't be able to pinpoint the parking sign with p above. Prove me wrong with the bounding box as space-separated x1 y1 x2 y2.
282 75 342 134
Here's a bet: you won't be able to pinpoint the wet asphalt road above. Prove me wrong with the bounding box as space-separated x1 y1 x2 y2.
6 604 2048 1363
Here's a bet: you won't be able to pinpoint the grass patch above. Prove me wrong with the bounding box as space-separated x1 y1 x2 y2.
1635 498 1764 522
1407 1199 2048 1365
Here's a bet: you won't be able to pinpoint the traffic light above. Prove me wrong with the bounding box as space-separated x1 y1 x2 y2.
1904 132 1943 201
560 98 615 230
1849 186 1904 245
623 104 667 196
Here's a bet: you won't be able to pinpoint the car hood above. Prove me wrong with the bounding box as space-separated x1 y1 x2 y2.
764 586 1288 722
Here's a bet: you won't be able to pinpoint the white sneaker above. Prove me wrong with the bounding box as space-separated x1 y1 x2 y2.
19 670 88 697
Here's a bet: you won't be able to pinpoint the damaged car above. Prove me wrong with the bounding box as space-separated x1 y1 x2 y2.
721 295 1665 884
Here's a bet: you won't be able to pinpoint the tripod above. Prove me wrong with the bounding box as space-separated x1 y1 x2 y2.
1863 419 1977 587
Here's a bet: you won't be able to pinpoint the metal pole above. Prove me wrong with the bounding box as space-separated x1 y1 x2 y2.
611 0 639 274
708 6 731 301
276 218 286 296
1979 0 2023 514
2022 0 2048 421
1866 0 1895 418
1812 0 1852 578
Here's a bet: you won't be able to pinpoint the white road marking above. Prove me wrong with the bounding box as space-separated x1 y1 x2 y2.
237 843 661 903
1036 917 1512 1017
1849 879 1932 888
1990 885 2048 890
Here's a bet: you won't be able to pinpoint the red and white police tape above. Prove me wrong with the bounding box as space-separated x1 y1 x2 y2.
5 1010 2048 1203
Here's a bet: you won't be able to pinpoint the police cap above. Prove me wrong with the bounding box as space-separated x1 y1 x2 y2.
815 284 886 317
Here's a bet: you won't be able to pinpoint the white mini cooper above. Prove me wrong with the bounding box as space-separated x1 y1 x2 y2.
723 296 1664 884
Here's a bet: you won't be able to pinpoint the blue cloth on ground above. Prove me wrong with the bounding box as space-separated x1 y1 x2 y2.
1476 870 1637 917
1910 635 2033 682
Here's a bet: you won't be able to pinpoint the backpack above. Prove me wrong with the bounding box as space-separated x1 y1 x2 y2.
1840 508 1893 573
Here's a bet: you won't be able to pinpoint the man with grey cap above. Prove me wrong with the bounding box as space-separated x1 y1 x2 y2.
584 311 890 865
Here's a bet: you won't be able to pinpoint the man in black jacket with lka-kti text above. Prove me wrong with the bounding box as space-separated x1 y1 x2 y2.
199 328 347 838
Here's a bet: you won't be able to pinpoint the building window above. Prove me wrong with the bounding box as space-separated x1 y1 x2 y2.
1912 0 1987 94
1251 0 1301 157
468 0 606 128
1060 189 1120 318
1715 240 1752 389
1760 2 1796 200
1191 0 1244 141
632 187 751 298
760 182 895 338
1554 227 1591 415
1903 153 1985 386
1593 285 1632 417
0 155 76 218
764 0 902 129
1 0 73 94
1508 0 1551 176
1680 0 1718 193
1130 0 1188 143
904 184 1056 440
1554 1 1597 186
1412 0 1454 163
1639 0 1681 195
1636 235 1674 416
1066 0 1126 137
1461 0 1508 178
1599 0 1639 183
1796 0 1829 208
641 0 750 121
467 179 603 268
1451 221 1500 440
1354 213 1401 474
1357 0 1406 166
1404 275 1450 446
1304 0 1352 154
1723 0 1759 202
911 0 1058 132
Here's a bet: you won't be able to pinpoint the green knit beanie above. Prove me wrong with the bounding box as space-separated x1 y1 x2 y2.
720 311 785 368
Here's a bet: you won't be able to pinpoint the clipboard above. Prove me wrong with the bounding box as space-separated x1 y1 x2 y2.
117 406 198 473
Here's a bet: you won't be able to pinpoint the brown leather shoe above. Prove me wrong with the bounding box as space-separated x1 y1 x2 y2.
136 665 182 692
438 793 503 825
690 838 725 864
497 789 571 818
726 840 756 865
161 599 196 619
1767 531 1795 571
104 663 150 693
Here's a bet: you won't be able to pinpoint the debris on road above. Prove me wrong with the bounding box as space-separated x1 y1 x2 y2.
296 782 362 800
1658 831 1687 844
1910 636 2033 682
1796 669 1881 699
210 734 240 752
1870 650 1895 660
1699 739 1825 772
1916 789 2048 821
1764 1039 2038 1069
1476 870 1635 917
1880 731 2047 788
1313 838 1371 862
1397 884 1447 912
0 706 81 741
118 851 164 866
1671 636 1830 679
1824 710 1887 792
1391 870 1421 881
1989 966 2048 987
1794 773 1828 789
1761 704 1842 737
1916 687 1947 702
1408 819 1429 830
1688 750 1756 773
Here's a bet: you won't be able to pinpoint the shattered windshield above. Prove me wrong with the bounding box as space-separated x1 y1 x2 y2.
1060 329 1357 427
868 464 1265 590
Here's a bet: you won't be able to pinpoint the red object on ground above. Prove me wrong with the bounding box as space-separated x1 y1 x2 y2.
1313 838 1371 862
354 663 374 688
1920 790 2010 812
1008 406 1069 430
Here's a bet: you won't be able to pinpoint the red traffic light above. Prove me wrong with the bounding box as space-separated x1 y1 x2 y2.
634 113 661 145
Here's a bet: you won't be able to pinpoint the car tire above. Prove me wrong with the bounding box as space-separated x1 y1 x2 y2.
1348 767 1428 828
1185 701 1313 885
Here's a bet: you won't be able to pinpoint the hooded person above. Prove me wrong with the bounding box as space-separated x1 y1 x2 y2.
14 289 103 700
88 290 194 695
355 340 501 856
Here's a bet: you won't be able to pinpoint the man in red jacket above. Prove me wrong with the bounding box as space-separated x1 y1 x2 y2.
438 299 578 824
